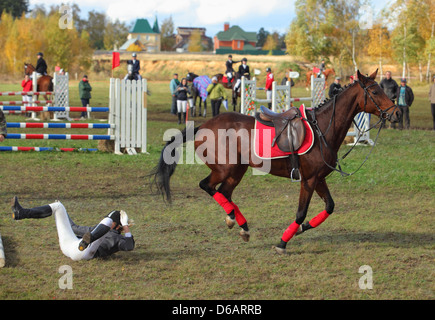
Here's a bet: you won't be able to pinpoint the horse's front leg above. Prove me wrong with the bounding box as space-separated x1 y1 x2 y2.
297 178 334 236
273 178 316 255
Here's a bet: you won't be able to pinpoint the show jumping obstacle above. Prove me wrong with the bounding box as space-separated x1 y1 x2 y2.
240 75 326 115
0 230 5 268
0 78 148 154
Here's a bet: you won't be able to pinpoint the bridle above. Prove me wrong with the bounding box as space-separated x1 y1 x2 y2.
308 78 398 177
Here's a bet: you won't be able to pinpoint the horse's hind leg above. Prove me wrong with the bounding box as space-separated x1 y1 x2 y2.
297 178 334 236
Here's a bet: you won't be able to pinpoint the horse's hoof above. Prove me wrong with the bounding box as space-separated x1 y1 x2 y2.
239 229 250 242
272 245 288 255
295 225 303 236
225 215 236 229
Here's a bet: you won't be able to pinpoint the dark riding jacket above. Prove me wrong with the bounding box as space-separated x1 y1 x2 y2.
238 64 250 78
226 60 240 73
35 57 47 75
128 59 140 74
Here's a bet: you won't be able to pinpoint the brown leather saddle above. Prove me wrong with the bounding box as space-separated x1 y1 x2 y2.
255 106 306 181
256 106 306 153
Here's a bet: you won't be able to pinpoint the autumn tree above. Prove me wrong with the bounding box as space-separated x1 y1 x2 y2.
161 16 175 51
188 30 203 52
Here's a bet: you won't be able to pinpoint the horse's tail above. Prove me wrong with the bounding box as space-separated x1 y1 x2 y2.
147 125 200 204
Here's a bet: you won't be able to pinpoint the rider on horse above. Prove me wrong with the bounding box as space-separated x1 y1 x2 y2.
225 54 240 83
126 53 141 81
234 57 250 92
35 52 48 77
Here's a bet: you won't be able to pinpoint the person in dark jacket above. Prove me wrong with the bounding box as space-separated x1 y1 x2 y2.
79 75 92 119
329 77 342 98
126 53 141 80
35 52 48 76
176 78 191 124
225 55 240 83
11 197 135 261
393 78 414 130
379 71 399 103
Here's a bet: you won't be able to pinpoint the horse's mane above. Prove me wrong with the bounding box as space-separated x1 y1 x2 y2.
314 81 357 110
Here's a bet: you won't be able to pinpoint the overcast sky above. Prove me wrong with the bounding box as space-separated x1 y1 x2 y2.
29 0 394 36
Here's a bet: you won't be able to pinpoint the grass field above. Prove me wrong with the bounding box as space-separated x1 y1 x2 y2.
0 79 433 301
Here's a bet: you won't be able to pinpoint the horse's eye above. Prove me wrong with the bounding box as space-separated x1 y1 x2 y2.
372 90 378 95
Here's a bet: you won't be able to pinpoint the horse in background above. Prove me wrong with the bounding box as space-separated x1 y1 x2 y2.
24 63 54 120
305 68 335 90
214 73 241 112
186 72 209 117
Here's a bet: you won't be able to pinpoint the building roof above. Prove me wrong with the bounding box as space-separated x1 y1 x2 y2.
120 37 142 50
130 18 159 34
215 25 256 42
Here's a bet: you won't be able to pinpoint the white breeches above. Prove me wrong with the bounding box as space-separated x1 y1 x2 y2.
266 90 272 101
50 202 110 261
177 100 187 113
22 95 33 107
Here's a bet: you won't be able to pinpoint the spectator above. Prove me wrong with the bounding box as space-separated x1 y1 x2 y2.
170 74 180 115
379 71 399 104
21 74 33 116
78 75 92 120
176 78 190 124
329 77 342 98
281 69 295 87
429 75 435 131
207 76 228 117
394 78 414 130
265 67 274 109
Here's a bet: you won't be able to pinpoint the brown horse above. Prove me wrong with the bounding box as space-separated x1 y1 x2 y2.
24 63 53 93
149 70 401 255
24 63 54 119
214 73 244 112
306 68 335 90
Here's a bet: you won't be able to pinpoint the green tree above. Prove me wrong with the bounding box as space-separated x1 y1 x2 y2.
104 19 129 50
161 16 175 51
0 0 29 19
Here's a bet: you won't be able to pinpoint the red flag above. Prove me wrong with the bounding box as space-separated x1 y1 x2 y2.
112 52 120 69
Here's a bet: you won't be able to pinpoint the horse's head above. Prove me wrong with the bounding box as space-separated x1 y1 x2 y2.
355 69 401 123
24 63 35 75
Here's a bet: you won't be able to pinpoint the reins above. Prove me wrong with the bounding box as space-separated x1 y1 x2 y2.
305 79 396 177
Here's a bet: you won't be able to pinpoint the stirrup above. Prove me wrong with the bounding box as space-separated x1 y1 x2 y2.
290 168 301 182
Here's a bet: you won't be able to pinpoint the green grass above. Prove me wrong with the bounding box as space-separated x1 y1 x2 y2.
0 81 433 300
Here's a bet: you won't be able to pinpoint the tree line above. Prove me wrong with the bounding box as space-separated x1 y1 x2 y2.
286 0 435 81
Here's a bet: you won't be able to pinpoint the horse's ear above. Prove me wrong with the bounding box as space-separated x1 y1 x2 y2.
369 69 378 80
357 70 364 82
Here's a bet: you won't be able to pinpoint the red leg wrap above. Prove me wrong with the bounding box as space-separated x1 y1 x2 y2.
281 221 300 242
309 210 330 228
213 192 234 214
230 202 247 226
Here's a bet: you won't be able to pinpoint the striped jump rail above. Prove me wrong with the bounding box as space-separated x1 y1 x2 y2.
5 134 114 140
0 106 109 112
0 146 98 152
7 122 114 129
0 101 53 105
0 91 53 96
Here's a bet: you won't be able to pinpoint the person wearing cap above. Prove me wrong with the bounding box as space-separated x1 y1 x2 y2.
394 78 414 130
207 76 228 117
35 52 48 76
10 197 135 261
78 75 92 119
225 55 240 83
265 67 274 109
170 73 180 115
429 75 435 130
329 76 342 98
127 53 141 80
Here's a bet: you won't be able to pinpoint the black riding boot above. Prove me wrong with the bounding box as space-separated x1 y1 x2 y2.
183 112 186 123
11 196 52 220
177 112 181 124
78 223 111 251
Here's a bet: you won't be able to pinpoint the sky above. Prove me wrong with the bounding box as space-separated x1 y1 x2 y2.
29 0 394 37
